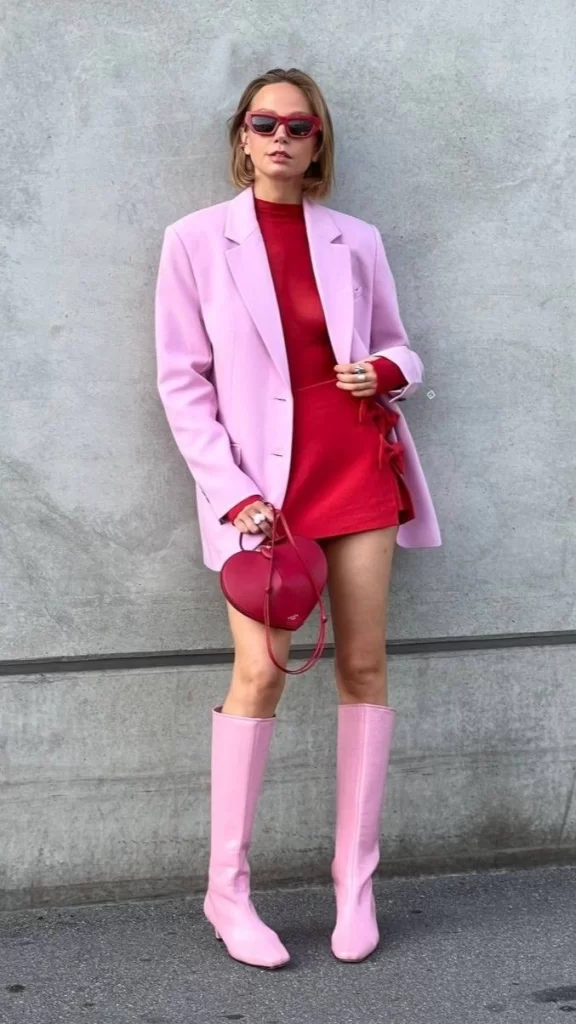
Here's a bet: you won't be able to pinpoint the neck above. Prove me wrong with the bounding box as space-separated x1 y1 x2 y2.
253 176 304 205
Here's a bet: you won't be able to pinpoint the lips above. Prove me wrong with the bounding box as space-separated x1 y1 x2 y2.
269 150 292 161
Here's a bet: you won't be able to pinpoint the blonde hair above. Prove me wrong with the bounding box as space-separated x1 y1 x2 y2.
228 68 335 200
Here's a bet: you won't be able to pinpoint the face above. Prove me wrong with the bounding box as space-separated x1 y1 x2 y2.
241 82 320 188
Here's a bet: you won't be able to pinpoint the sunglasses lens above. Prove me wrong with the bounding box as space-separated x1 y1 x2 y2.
287 119 316 137
250 115 278 135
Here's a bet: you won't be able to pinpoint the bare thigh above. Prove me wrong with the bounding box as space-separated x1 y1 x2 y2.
323 527 398 705
222 602 292 718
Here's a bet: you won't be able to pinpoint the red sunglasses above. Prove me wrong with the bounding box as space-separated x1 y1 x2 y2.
244 112 322 139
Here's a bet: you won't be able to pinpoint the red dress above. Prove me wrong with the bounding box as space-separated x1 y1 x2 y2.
229 198 414 537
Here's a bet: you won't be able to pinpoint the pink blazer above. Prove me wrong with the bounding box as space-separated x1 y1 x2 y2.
155 187 441 570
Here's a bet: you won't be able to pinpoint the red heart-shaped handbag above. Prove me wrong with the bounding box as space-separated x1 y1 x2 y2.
220 508 328 675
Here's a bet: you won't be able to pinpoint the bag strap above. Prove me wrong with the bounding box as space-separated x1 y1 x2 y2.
263 507 328 676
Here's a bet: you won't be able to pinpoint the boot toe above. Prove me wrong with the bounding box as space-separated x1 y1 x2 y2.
205 896 290 969
331 919 379 963
331 936 379 962
226 927 290 969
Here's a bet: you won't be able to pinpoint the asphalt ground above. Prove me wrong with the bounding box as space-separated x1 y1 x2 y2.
1 865 575 1024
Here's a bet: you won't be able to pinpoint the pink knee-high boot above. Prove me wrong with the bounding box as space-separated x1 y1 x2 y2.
331 703 396 962
203 708 290 969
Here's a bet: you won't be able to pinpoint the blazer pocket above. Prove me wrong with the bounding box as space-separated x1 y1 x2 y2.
230 443 242 466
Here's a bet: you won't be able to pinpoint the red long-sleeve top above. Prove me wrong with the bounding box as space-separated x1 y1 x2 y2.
227 199 410 527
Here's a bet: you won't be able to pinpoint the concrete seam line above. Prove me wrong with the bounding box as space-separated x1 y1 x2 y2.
558 766 576 844
1 630 575 676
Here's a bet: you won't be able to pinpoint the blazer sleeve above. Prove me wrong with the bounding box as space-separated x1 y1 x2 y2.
369 226 424 402
155 226 261 522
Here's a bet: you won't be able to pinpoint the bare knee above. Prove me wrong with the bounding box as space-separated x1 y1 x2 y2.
224 604 290 717
336 654 386 705
224 658 285 717
235 659 284 700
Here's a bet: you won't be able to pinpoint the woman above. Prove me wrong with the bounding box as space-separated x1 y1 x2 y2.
155 68 441 968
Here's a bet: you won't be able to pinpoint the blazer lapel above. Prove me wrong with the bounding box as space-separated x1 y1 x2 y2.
225 190 290 387
224 189 354 380
304 200 354 367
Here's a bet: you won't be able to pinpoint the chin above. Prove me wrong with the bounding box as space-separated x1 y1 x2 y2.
264 163 301 180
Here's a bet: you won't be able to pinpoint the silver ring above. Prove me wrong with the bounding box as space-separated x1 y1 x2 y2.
354 364 367 382
252 512 267 526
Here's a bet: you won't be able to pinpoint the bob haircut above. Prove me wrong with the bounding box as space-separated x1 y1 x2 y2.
228 67 335 200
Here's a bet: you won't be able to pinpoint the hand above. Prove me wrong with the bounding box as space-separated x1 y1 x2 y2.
334 359 378 398
233 500 274 536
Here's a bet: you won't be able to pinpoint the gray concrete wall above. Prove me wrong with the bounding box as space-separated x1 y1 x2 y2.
3 645 576 909
1 0 575 905
2 646 576 910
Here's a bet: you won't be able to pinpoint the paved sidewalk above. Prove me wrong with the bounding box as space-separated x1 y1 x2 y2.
1 865 575 1024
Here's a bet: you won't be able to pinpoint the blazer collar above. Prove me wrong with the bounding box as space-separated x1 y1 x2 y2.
224 187 342 244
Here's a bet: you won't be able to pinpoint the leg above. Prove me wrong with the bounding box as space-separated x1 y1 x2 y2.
204 604 292 968
323 529 398 962
223 603 291 718
325 526 397 706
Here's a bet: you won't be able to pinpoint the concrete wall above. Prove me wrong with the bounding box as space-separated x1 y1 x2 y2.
1 0 575 905
2 646 576 910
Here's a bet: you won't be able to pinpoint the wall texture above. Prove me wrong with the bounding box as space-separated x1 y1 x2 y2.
2 646 576 910
1 0 575 904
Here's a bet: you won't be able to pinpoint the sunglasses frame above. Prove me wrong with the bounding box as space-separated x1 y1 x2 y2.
244 111 322 140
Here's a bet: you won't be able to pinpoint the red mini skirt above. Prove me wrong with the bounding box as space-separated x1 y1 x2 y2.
281 378 414 541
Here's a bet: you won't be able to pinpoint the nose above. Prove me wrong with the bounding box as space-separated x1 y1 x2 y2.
274 123 288 142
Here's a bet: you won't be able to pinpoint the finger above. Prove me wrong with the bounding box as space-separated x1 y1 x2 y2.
336 380 374 392
238 514 261 535
243 506 273 532
335 381 377 397
336 362 375 374
248 508 274 529
335 361 373 373
258 511 274 537
351 387 377 398
336 373 376 385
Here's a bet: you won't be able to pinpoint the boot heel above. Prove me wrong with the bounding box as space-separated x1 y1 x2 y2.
204 905 222 942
